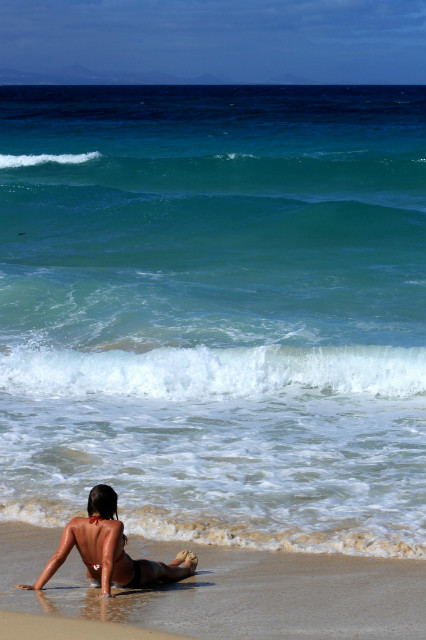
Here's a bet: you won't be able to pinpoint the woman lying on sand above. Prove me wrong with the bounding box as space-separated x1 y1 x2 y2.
15 484 198 597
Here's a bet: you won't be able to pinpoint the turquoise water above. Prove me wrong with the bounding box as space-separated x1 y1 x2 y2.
0 86 425 558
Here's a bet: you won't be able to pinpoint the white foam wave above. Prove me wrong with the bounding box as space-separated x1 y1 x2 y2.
0 152 101 169
126 515 426 559
0 500 423 559
0 345 424 400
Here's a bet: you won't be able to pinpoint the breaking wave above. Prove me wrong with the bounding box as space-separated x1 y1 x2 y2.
0 344 424 400
0 152 101 169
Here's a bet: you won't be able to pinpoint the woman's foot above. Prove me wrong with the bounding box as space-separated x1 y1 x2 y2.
168 549 190 567
160 550 198 583
184 551 198 575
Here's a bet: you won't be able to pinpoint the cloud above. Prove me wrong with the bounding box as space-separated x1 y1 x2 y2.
1 0 425 39
107 1 426 40
0 0 425 81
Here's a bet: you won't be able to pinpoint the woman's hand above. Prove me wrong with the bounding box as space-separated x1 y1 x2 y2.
14 585 38 590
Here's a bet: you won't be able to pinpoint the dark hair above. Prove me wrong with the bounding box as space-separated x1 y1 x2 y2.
87 484 118 520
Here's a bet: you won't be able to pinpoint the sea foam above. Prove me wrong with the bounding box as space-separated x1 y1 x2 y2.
0 152 101 169
0 499 424 559
0 345 424 399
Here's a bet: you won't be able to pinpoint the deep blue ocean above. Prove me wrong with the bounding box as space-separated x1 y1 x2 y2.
0 85 425 558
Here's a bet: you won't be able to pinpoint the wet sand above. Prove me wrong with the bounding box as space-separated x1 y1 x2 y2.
1 522 425 640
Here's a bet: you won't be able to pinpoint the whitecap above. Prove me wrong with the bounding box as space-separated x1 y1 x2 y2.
0 152 101 169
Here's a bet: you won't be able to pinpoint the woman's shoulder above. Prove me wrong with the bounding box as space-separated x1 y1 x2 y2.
107 519 124 532
65 516 86 529
66 516 124 529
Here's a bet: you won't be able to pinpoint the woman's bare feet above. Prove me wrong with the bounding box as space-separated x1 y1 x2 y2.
168 549 190 567
160 550 198 583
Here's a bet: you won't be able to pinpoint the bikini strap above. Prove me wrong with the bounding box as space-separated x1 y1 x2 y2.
89 516 105 525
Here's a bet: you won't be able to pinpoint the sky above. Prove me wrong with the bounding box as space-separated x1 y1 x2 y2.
1 0 425 83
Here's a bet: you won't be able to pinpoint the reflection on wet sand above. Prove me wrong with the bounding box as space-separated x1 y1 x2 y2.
81 587 163 624
29 580 214 627
33 589 59 616
81 580 215 625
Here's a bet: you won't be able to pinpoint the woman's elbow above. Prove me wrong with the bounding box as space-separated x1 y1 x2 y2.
102 557 114 572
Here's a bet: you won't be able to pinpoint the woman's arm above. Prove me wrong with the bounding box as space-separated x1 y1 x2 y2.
99 521 124 597
15 522 76 591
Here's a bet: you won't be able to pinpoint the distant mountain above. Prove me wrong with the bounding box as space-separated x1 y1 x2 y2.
0 66 233 85
60 64 100 80
190 73 233 85
266 72 314 85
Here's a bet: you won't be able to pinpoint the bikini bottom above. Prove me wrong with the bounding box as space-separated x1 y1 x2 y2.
122 560 142 589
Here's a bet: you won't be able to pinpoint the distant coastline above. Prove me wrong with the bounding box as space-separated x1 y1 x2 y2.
0 65 230 86
0 65 416 85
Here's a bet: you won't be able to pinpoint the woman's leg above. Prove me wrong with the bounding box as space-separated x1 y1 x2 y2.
135 551 198 586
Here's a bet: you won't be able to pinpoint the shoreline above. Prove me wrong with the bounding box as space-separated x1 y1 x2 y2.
2 522 425 639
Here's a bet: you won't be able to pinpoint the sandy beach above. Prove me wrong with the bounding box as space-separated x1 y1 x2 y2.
1 522 425 640
0 610 194 640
